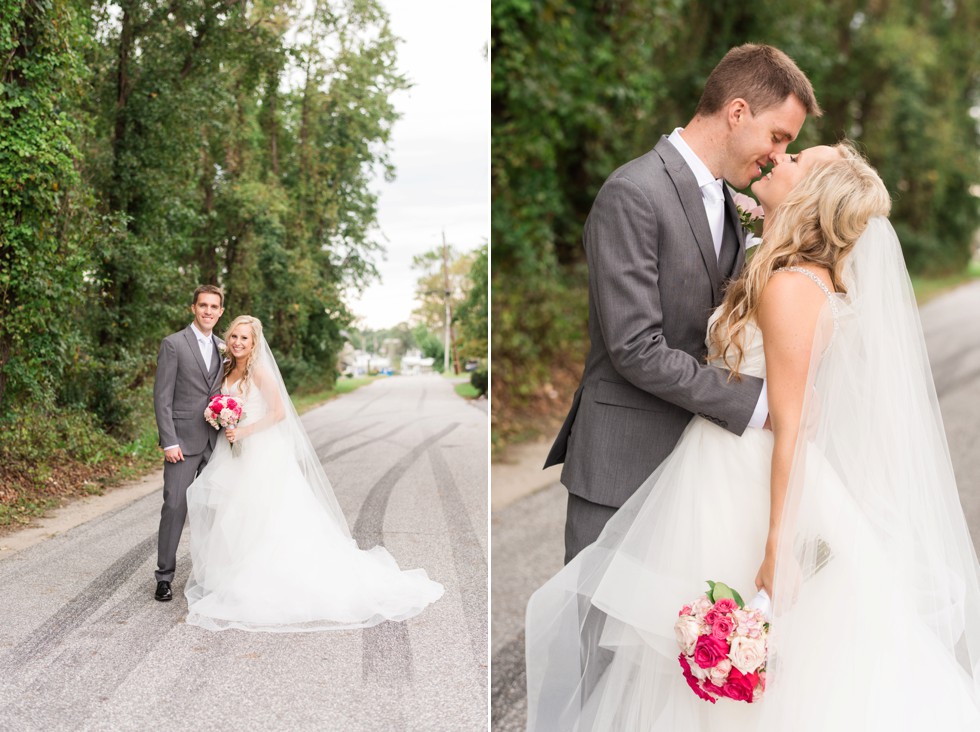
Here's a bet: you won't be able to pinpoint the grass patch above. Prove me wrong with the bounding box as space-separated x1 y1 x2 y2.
291 375 380 414
911 260 980 305
454 382 480 399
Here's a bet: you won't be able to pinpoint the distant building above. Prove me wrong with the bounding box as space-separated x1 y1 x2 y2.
401 348 435 376
341 349 392 376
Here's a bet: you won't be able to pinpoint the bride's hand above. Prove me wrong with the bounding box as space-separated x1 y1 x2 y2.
225 427 237 444
755 553 776 598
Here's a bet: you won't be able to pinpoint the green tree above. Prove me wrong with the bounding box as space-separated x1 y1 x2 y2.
0 0 92 414
491 0 980 447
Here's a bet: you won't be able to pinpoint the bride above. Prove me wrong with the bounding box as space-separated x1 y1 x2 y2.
182 315 444 632
525 143 980 729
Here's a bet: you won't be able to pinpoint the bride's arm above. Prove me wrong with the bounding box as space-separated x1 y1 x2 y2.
754 270 829 597
232 367 286 439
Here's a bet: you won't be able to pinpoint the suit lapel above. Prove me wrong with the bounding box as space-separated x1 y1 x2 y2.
723 185 747 275
655 137 721 301
182 326 211 382
209 336 224 391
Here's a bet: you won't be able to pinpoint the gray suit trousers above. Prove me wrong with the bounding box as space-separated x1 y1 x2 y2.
155 445 212 583
564 492 618 566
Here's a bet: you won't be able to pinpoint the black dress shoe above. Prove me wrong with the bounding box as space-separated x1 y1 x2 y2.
155 581 173 602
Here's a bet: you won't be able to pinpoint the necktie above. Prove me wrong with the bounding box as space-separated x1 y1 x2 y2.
199 336 212 367
702 180 726 260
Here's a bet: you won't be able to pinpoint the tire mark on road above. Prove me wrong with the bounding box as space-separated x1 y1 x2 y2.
0 533 158 676
354 423 460 687
304 420 378 448
428 445 487 679
491 632 527 731
350 383 394 416
317 423 408 464
0 582 174 727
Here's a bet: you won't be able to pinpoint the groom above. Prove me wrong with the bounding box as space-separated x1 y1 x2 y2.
152 284 225 601
546 44 822 563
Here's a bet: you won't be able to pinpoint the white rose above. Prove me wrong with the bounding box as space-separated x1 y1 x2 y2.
674 615 701 655
729 635 767 675
708 658 732 687
690 660 709 681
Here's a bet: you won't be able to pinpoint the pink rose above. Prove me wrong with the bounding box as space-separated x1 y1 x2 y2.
732 191 765 221
713 598 738 614
227 398 237 409
720 667 758 703
710 615 735 641
678 604 692 617
678 655 716 704
693 634 729 669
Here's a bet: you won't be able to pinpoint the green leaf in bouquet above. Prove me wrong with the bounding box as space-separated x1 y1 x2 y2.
707 581 744 607
706 580 717 602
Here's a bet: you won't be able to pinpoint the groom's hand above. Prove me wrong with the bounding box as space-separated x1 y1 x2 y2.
164 446 185 463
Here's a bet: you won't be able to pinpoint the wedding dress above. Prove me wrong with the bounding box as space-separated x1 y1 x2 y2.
183 340 443 632
526 218 980 730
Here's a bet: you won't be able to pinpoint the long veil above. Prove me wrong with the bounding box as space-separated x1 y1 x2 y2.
250 338 352 538
525 217 980 729
762 217 980 722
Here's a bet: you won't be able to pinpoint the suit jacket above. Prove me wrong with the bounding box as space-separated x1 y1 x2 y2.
154 325 225 457
545 136 765 508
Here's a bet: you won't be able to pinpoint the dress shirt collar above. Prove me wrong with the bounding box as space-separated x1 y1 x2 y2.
190 322 212 344
667 127 722 192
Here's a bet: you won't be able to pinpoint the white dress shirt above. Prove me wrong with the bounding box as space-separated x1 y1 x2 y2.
667 128 726 259
666 128 769 429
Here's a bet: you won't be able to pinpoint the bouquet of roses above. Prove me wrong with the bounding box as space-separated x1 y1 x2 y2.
674 580 769 704
204 394 245 457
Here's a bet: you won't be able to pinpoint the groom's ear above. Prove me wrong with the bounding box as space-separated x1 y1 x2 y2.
728 98 749 126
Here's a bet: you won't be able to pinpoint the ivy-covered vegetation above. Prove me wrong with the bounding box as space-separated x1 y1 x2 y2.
0 0 404 523
491 0 980 449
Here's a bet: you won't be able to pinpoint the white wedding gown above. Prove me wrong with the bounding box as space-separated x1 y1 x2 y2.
184 375 443 632
526 263 980 730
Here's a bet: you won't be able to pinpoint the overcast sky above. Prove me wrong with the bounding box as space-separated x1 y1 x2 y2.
347 1 489 330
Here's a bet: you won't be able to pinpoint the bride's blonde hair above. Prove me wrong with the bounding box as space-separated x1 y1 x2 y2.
709 141 891 377
223 315 264 391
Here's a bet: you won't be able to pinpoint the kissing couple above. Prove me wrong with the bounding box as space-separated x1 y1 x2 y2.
528 44 980 728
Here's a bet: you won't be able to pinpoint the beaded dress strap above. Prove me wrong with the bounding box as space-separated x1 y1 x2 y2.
774 266 840 319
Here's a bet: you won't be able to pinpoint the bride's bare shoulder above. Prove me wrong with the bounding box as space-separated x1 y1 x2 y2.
758 266 832 335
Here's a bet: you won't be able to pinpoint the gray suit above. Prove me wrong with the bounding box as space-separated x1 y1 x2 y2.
546 136 765 562
153 325 224 582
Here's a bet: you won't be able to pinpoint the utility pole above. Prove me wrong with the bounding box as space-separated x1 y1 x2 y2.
442 231 451 374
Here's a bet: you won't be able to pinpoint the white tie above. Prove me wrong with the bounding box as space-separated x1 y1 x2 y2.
702 180 725 260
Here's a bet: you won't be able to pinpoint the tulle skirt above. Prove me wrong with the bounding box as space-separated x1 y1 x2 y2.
525 417 980 730
184 431 443 632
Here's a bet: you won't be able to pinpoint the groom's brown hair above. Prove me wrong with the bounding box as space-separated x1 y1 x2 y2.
192 284 224 306
696 43 822 118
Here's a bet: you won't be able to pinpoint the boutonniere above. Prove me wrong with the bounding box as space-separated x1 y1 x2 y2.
732 191 764 230
217 343 230 363
732 192 765 261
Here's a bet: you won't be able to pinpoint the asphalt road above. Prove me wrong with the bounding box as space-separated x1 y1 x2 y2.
0 374 488 732
490 280 980 731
